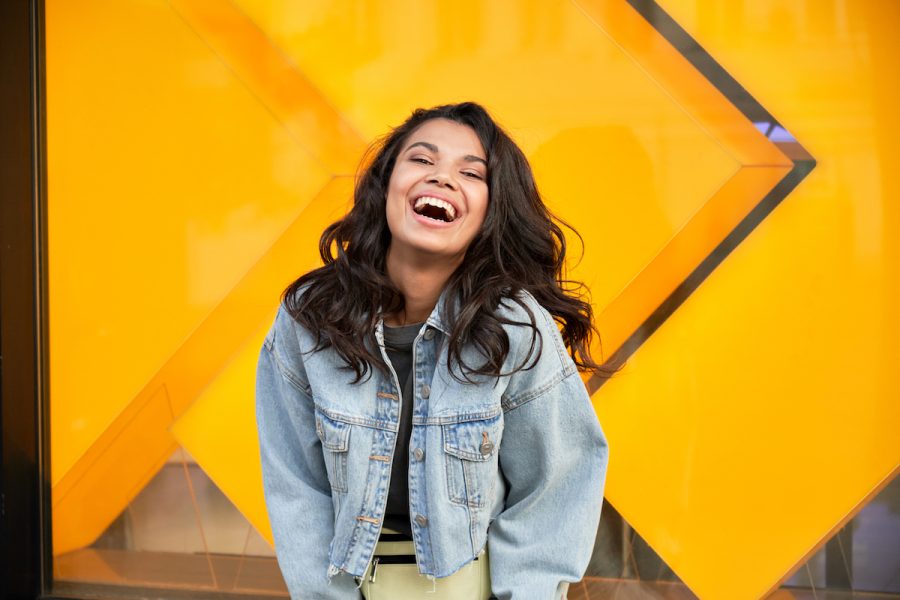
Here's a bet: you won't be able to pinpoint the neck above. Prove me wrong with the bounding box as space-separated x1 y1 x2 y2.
384 246 460 326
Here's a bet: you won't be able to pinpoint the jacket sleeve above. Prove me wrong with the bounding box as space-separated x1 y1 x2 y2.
256 310 362 599
487 304 609 600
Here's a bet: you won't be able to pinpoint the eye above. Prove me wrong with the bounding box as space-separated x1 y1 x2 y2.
462 170 485 180
411 156 433 165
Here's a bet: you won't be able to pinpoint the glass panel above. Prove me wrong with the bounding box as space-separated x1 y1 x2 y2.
45 0 900 598
53 448 286 595
581 481 900 598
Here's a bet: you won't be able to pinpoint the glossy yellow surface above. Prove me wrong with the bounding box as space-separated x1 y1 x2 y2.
46 0 350 551
46 0 899 598
595 1 900 597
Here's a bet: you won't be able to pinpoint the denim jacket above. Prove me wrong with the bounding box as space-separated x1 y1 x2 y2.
256 289 609 599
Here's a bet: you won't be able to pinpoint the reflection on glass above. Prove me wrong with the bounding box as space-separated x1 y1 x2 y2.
55 470 899 597
54 448 286 596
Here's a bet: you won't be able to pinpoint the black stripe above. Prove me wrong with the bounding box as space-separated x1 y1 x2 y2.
374 555 418 565
586 0 816 389
378 533 413 542
374 554 481 565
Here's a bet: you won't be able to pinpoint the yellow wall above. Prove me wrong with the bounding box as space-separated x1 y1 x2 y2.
46 1 899 598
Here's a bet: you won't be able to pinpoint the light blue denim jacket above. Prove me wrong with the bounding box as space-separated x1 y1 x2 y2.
256 289 609 599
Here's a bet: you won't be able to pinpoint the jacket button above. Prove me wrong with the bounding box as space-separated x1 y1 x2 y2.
414 514 428 527
423 327 435 341
421 384 431 399
413 447 425 461
480 431 494 455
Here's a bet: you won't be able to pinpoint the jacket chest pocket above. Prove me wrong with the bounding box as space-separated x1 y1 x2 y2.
315 411 350 493
442 414 503 508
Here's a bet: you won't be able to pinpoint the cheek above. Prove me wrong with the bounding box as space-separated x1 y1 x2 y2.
385 194 405 233
388 163 417 193
470 191 489 227
385 174 411 218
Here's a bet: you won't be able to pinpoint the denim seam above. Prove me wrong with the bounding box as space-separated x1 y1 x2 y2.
412 407 502 425
463 460 486 508
468 489 478 557
317 406 400 431
265 345 314 399
445 451 465 506
501 365 576 413
536 300 570 367
330 449 349 493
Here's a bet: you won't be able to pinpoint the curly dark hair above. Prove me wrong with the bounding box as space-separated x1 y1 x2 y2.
284 101 612 383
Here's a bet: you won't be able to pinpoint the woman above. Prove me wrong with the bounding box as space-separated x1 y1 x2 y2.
256 102 610 599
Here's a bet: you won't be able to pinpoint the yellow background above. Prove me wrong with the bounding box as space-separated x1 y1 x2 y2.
46 1 899 598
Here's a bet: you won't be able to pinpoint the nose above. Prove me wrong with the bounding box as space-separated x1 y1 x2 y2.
426 171 457 190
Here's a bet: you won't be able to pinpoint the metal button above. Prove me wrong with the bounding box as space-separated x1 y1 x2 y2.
414 514 428 527
413 447 425 461
421 384 431 399
480 431 493 456
423 327 435 341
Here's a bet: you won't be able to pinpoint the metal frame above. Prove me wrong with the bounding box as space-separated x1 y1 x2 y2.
1 0 51 598
592 0 816 380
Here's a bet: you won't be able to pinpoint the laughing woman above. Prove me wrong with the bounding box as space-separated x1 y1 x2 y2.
256 102 610 600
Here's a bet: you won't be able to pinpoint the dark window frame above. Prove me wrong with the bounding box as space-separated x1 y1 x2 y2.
1 0 51 599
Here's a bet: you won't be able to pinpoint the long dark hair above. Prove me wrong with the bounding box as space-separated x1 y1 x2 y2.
284 102 612 383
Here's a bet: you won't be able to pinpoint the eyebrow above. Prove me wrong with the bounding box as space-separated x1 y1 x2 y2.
405 141 488 167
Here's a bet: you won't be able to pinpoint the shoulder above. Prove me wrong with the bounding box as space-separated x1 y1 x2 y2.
269 281 316 342
494 290 577 409
495 290 570 367
263 290 316 371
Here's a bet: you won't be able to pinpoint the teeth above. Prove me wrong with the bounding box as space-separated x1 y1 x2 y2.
414 196 456 221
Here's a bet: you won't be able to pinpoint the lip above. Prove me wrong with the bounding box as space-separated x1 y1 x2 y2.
408 191 462 226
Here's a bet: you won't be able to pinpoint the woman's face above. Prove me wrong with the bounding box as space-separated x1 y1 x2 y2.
385 118 489 266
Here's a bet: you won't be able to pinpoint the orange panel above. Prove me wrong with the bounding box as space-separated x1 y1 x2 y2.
48 6 897 600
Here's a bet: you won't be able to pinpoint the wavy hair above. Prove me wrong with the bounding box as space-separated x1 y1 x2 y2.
284 102 613 383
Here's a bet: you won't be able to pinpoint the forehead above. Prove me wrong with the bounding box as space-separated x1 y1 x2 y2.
403 118 486 157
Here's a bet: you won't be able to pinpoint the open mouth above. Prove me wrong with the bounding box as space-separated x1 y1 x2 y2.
413 196 457 223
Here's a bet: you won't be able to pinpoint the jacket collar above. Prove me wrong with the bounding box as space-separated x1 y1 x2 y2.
375 285 455 341
425 285 454 335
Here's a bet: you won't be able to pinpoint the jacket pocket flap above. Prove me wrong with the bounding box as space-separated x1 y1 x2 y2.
442 414 502 462
315 411 350 452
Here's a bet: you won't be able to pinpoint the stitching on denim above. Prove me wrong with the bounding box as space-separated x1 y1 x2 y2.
315 410 350 492
412 406 502 426
501 366 577 413
333 451 349 493
315 411 351 452
467 475 479 556
535 299 570 367
266 345 314 399
462 460 486 508
317 405 400 432
498 291 577 412
445 452 466 506
442 420 502 462
442 417 501 508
